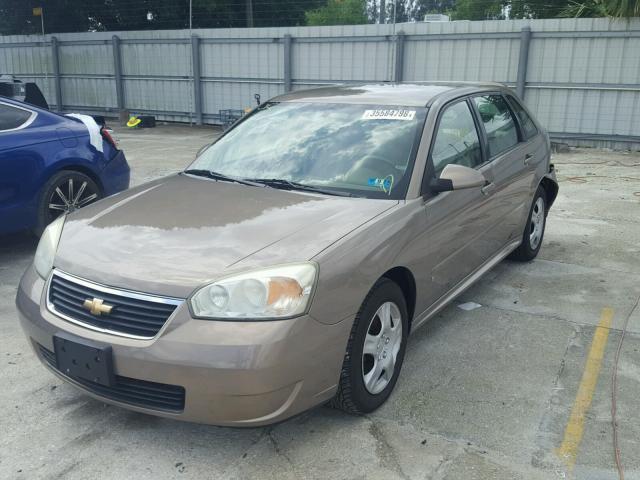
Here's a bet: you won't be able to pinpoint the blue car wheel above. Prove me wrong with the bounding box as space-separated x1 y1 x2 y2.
36 170 101 234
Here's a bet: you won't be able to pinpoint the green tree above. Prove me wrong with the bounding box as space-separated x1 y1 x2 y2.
0 0 101 35
561 0 640 17
0 0 326 35
450 0 504 20
510 0 568 18
305 0 368 26
414 0 457 20
363 1 456 24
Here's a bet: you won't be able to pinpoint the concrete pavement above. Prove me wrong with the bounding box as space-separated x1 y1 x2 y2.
1 125 638 479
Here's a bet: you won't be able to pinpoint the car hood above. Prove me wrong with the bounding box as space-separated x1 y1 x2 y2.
54 174 397 297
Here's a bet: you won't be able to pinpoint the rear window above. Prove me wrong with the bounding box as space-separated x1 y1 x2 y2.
0 103 33 131
507 95 538 140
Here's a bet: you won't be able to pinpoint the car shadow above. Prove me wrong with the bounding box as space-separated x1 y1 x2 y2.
0 232 38 279
0 231 38 252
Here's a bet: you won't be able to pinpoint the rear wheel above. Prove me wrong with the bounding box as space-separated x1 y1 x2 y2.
510 186 547 261
329 278 408 414
35 170 101 235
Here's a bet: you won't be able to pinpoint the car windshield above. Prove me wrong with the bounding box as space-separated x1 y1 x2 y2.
189 102 427 199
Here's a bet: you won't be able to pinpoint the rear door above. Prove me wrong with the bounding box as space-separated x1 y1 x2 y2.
505 92 547 199
469 93 534 247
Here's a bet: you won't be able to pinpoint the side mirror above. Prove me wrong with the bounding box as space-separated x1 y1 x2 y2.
429 164 486 193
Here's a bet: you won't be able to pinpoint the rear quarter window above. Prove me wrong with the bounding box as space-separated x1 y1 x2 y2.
506 95 538 140
0 103 33 131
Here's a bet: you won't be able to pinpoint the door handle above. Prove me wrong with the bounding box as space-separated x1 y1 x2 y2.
524 153 533 165
481 182 496 196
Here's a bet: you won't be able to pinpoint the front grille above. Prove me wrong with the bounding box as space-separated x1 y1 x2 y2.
38 344 185 412
48 270 182 338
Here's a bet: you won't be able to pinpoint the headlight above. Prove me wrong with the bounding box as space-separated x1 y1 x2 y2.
34 215 65 279
190 263 318 320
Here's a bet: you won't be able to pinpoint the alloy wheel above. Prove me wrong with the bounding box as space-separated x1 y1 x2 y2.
48 177 99 222
529 197 545 250
361 301 403 395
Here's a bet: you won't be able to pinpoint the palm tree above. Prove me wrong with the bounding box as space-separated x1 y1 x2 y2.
562 0 640 17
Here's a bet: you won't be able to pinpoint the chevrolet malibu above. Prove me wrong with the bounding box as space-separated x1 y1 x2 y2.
16 83 558 426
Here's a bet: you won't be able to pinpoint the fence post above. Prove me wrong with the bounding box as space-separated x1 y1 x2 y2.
191 34 203 125
111 35 125 122
283 34 292 92
516 26 531 100
393 31 405 83
50 36 62 112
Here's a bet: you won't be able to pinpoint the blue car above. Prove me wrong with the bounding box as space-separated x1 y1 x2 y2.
0 96 130 235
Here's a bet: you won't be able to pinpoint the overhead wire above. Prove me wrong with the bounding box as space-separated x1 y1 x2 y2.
0 0 584 34
611 294 640 480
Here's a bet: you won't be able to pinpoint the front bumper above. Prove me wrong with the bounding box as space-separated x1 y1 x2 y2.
16 265 352 426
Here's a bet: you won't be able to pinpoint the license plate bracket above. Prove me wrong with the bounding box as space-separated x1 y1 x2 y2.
53 334 115 387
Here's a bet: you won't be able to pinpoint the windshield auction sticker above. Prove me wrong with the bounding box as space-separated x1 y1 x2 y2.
362 109 416 121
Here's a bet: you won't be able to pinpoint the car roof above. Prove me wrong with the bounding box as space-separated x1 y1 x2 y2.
272 82 509 107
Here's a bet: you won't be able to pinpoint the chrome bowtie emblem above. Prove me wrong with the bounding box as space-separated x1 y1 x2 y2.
82 298 113 316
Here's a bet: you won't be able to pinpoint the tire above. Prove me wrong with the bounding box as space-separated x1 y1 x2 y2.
509 185 547 262
329 278 409 414
35 170 101 236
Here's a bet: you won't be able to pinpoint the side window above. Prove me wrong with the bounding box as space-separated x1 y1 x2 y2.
472 95 519 157
506 95 538 140
431 101 482 173
0 103 33 131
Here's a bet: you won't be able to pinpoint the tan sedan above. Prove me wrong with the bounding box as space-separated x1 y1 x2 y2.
16 83 558 426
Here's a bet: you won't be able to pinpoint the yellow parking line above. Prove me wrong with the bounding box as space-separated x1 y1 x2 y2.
556 307 614 471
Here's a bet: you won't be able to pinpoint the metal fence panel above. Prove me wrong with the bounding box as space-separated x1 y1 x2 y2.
403 37 520 83
1 18 639 148
293 39 392 84
1 43 51 75
527 88 640 136
120 42 191 77
202 81 281 116
201 41 282 79
61 76 117 110
58 43 112 75
124 78 191 112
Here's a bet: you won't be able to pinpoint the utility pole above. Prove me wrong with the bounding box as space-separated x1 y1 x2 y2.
246 0 254 28
189 0 193 32
379 0 386 24
392 0 396 34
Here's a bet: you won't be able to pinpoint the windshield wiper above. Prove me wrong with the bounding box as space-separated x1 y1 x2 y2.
246 178 354 197
183 169 263 187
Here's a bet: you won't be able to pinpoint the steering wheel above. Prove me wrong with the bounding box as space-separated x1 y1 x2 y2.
360 154 401 174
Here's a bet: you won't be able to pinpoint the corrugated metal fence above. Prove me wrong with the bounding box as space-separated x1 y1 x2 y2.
1 18 639 149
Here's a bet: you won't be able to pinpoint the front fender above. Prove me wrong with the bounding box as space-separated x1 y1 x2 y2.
309 202 415 325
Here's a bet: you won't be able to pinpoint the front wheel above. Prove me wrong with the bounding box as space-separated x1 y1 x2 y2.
510 186 547 262
329 278 409 414
35 170 101 235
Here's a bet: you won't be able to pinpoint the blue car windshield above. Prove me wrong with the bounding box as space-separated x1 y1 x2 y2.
189 102 427 199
